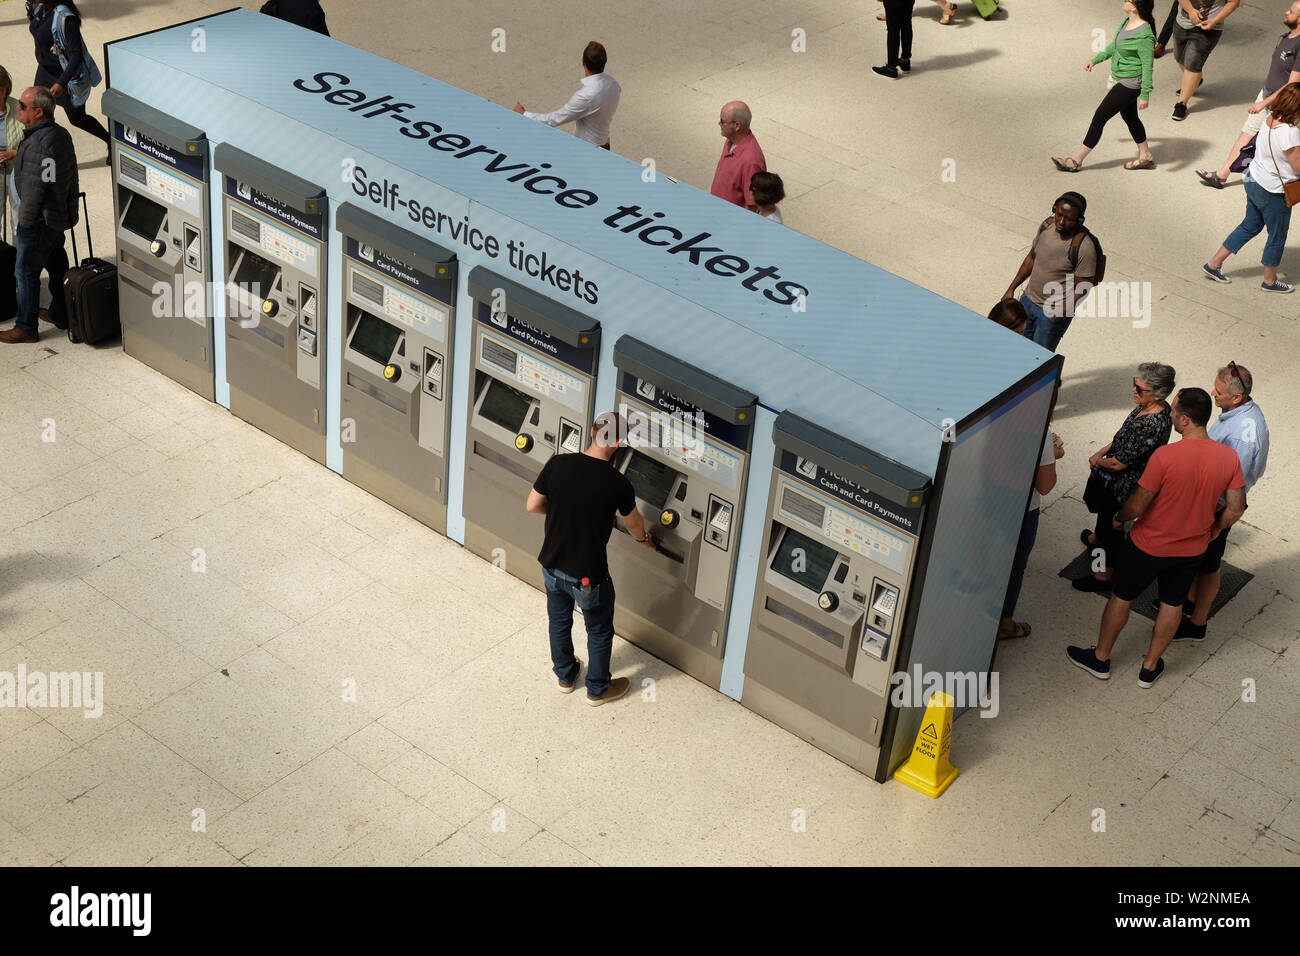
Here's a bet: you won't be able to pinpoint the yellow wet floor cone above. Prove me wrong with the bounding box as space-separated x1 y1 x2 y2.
893 691 959 798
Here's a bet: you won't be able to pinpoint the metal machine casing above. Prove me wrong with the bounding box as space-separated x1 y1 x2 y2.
214 145 328 463
337 203 457 532
104 90 213 400
607 336 757 689
742 412 932 779
462 267 599 588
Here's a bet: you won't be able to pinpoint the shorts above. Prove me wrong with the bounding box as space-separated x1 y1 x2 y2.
1172 23 1222 75
1197 513 1230 573
1111 538 1200 606
1242 90 1269 135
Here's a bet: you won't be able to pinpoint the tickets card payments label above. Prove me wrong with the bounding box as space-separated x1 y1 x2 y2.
778 481 910 577
481 331 585 412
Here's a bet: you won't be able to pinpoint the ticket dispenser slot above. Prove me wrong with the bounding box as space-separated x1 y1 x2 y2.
463 268 600 589
742 411 931 781
103 90 214 401
337 203 457 533
214 144 328 464
606 335 758 689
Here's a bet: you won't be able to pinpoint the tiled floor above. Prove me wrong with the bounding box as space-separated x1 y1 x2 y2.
1 1 1298 865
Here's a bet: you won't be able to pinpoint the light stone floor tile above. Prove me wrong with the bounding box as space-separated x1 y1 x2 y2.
504 829 597 867
328 801 458 866
337 721 415 774
145 832 243 867
208 748 411 866
377 749 499 827
410 829 504 867
461 803 542 858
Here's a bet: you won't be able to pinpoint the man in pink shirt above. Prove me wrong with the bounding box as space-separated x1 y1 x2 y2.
710 101 766 211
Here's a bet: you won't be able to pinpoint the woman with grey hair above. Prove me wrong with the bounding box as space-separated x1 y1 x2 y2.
1074 362 1175 592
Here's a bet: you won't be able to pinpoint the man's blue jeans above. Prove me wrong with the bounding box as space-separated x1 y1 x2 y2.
1020 293 1072 353
543 568 616 696
15 222 69 336
1224 174 1292 269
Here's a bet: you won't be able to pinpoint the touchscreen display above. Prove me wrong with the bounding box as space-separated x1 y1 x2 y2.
122 193 168 241
232 251 281 299
771 528 839 593
479 378 533 433
624 450 677 509
350 310 402 365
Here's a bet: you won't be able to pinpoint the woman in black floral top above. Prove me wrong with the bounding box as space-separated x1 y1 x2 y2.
1074 362 1175 592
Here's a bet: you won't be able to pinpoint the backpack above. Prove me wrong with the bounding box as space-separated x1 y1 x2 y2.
259 1 281 15
1038 217 1107 286
51 5 102 109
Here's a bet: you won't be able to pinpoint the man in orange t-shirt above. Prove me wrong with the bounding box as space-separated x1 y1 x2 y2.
1067 388 1246 688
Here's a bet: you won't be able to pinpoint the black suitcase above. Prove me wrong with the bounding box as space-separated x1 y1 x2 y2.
0 201 15 323
63 192 120 345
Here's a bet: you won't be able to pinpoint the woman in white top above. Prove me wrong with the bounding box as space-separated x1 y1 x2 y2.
750 171 784 225
0 65 26 233
1202 82 1300 293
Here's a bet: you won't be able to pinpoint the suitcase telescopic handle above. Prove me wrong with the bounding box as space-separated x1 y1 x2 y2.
69 191 92 264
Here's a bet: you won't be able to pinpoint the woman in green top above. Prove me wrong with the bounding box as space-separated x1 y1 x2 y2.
1052 0 1157 172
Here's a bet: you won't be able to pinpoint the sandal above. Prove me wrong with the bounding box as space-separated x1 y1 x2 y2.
878 11 886 19
1125 158 1156 170
997 621 1032 640
940 2 956 24
1052 156 1082 172
1197 169 1227 189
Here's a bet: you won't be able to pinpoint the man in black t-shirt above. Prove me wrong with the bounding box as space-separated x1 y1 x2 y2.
526 411 655 705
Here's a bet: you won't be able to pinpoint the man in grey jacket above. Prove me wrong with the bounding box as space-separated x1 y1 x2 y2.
2 86 78 344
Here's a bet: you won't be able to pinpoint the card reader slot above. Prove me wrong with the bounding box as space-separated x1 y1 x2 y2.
472 440 538 483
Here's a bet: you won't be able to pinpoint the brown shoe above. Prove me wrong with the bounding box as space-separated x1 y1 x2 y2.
0 327 39 344
38 308 51 323
877 11 886 19
585 676 630 707
558 658 583 694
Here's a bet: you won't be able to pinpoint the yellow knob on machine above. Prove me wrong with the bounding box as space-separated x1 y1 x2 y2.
149 239 166 257
261 299 278 317
659 509 679 529
383 364 400 381
514 433 533 452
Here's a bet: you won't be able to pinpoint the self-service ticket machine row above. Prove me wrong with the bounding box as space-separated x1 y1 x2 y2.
98 110 960 782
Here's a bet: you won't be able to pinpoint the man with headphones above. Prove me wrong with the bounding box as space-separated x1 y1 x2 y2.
1001 192 1101 352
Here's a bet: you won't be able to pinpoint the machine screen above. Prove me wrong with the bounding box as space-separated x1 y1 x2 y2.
350 310 401 365
480 378 533 433
771 528 839 593
233 250 282 299
122 193 168 240
624 450 677 508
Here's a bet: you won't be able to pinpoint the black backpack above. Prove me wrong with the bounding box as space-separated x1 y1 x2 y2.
259 1 280 15
1038 217 1107 285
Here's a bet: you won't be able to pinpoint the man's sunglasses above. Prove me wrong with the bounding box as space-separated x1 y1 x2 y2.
1228 360 1250 396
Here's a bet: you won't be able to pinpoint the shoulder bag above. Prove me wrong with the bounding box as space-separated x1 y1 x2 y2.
1265 119 1300 207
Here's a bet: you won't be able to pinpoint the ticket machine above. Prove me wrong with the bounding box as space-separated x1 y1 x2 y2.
606 336 756 689
103 90 213 400
742 412 932 781
463 267 599 589
337 204 457 532
213 145 328 463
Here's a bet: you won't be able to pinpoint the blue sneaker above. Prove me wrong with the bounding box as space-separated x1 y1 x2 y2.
1202 263 1231 283
1067 645 1110 680
1137 658 1165 688
1261 279 1294 293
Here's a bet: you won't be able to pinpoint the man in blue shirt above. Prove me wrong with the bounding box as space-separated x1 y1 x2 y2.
1177 362 1268 640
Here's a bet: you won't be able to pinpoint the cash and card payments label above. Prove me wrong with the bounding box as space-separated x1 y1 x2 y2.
777 480 911 577
620 397 741 492
480 331 586 412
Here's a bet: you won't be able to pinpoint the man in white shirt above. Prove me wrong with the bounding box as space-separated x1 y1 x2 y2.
514 42 621 150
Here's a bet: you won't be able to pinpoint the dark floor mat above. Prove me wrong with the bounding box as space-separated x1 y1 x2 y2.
1058 550 1253 623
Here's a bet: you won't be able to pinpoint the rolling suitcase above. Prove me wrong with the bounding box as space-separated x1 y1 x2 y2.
63 192 120 345
0 200 15 323
971 0 1000 18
